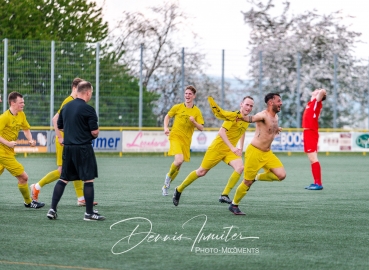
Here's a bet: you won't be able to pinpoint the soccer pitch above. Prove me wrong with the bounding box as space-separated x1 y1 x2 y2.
0 153 368 270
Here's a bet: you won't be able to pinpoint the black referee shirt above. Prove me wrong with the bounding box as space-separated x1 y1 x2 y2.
58 98 98 145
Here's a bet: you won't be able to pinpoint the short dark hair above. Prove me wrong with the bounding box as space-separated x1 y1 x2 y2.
77 81 93 93
72 78 84 89
185 85 197 95
264 93 280 104
243 96 254 101
8 91 23 105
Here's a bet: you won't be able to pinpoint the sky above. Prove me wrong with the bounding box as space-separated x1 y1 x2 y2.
95 0 369 78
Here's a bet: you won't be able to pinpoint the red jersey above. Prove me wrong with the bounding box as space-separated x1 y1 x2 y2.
302 98 322 131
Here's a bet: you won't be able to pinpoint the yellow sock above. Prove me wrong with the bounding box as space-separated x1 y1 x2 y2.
221 171 241 195
38 170 61 187
19 183 32 204
73 180 84 198
167 163 180 181
170 170 180 182
177 171 198 193
233 182 250 205
256 171 280 181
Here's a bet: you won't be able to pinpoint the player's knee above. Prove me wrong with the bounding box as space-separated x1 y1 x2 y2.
17 172 28 184
196 168 208 177
236 166 244 174
243 179 254 187
278 172 286 181
174 159 184 167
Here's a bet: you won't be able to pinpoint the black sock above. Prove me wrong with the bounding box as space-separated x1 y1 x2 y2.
51 180 67 210
83 182 94 214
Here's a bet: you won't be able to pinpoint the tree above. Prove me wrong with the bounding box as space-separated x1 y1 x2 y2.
0 0 108 42
242 0 367 128
109 2 232 127
1 0 160 127
0 0 109 125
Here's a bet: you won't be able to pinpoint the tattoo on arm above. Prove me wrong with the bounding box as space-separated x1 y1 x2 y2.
249 116 253 123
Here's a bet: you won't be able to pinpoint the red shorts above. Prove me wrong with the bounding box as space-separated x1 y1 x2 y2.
303 129 319 153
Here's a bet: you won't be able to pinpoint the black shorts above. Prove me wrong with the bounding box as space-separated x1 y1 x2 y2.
61 144 98 181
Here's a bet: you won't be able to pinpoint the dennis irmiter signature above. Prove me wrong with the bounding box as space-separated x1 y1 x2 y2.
110 214 259 254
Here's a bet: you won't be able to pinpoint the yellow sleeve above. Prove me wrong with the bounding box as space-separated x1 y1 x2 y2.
57 96 74 114
208 96 240 121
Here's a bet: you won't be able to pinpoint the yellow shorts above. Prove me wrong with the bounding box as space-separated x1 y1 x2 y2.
244 144 283 180
56 140 64 166
168 138 190 162
201 147 240 170
0 154 25 177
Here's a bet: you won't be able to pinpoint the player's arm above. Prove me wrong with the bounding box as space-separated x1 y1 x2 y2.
0 118 15 147
52 112 64 145
316 88 327 102
87 109 99 138
23 129 36 146
189 116 204 131
163 114 171 136
241 111 265 123
0 135 16 148
218 127 242 156
57 110 64 131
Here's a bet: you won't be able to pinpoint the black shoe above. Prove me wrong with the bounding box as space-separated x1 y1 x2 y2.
219 195 232 204
228 204 245 215
173 188 181 206
84 212 105 221
24 200 45 209
47 209 57 220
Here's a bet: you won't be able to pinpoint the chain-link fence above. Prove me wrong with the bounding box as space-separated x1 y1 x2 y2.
1 39 158 127
2 39 369 129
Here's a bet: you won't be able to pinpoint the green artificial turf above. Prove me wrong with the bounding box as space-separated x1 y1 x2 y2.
0 154 368 270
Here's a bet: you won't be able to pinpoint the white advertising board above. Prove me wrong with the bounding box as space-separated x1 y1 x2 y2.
318 132 352 152
121 131 369 153
122 131 169 152
190 131 218 151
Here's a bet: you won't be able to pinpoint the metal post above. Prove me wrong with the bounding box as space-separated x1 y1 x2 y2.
139 44 143 128
333 54 337 128
50 41 55 127
3 38 8 113
95 42 100 121
221 49 225 108
181 47 185 98
296 52 301 128
367 58 369 129
259 51 263 110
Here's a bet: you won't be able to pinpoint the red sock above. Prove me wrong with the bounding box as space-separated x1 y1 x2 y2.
311 162 322 186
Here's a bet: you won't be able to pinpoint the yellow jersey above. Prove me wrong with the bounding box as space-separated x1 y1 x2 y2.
168 103 204 146
0 110 31 155
208 118 249 152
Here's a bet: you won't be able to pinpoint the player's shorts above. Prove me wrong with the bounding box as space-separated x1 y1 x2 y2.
56 139 63 166
303 129 319 153
168 137 191 162
244 144 283 180
200 147 241 170
0 154 25 176
61 144 98 181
